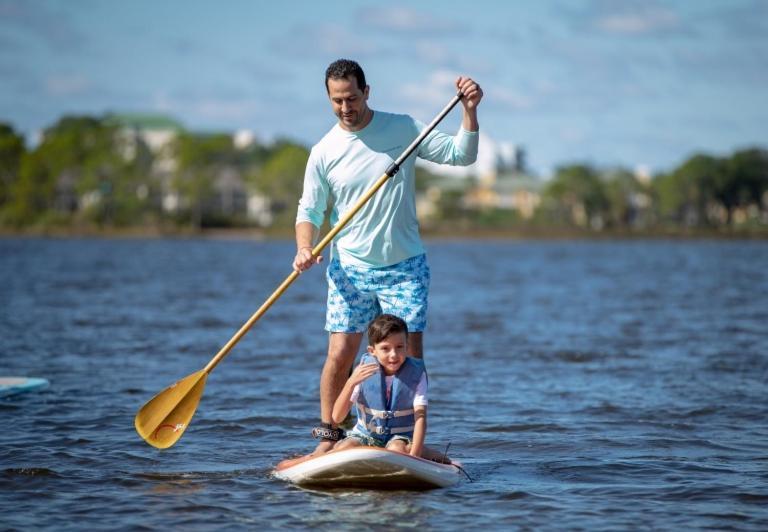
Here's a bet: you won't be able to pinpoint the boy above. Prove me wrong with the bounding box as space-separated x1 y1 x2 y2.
332 314 428 457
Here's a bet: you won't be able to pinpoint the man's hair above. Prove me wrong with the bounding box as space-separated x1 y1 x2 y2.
325 59 367 93
367 314 408 346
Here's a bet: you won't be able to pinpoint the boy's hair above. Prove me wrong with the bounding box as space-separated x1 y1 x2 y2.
367 314 408 346
325 59 367 93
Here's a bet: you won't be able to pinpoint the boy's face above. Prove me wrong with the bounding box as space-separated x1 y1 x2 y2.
368 332 407 376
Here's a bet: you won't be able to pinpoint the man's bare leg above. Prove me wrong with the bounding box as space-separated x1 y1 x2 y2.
408 332 423 358
313 331 363 455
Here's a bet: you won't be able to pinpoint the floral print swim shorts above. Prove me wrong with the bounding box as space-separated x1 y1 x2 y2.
325 253 430 333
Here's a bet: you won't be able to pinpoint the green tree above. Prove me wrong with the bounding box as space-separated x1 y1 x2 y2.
603 168 652 229
0 123 25 210
174 132 238 228
652 170 687 225
414 165 442 193
251 141 309 227
719 148 768 223
544 164 609 228
652 154 724 227
5 116 121 226
108 135 158 226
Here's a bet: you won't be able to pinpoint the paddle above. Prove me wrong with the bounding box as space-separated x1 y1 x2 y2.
135 91 465 449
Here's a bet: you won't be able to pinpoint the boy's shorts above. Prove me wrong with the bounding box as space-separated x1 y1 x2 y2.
342 427 412 448
325 253 430 333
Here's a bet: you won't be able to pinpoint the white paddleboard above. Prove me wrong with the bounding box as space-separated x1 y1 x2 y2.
0 377 49 398
274 447 462 490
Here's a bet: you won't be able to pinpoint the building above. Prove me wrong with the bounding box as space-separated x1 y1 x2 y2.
418 132 543 219
108 113 183 174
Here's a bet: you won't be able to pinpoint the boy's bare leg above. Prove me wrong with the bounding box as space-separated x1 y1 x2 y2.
332 437 362 452
420 445 452 463
386 439 408 453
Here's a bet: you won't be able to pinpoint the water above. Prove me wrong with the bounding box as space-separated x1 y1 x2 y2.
1 238 767 530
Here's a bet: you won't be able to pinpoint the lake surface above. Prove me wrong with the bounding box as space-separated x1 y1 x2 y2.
1 238 767 530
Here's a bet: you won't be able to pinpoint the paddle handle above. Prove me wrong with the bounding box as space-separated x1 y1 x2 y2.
386 92 463 177
203 91 464 374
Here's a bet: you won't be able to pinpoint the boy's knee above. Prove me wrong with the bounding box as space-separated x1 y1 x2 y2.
336 438 361 451
386 440 408 452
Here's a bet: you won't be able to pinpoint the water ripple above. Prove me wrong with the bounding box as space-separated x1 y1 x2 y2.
2 238 768 529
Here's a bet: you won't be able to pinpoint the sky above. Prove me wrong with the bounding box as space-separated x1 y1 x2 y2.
1 0 766 176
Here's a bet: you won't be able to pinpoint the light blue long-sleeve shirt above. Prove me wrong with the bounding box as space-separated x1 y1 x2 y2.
296 110 478 268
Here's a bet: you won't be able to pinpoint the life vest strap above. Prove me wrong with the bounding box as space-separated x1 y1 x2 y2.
355 421 416 436
358 404 415 419
356 403 416 436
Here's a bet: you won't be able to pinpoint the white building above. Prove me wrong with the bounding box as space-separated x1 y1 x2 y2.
418 132 542 218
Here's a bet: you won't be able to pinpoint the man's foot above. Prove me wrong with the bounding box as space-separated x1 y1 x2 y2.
310 422 345 456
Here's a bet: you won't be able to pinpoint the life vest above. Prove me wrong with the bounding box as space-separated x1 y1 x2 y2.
354 354 426 441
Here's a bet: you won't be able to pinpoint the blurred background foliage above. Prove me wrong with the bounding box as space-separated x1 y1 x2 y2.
0 115 766 235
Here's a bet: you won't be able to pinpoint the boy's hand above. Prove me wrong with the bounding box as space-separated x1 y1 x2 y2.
348 362 379 386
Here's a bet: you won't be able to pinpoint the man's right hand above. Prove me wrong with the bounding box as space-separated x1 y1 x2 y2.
293 246 323 273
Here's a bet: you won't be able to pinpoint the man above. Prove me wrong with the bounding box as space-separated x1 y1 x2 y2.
293 58 482 454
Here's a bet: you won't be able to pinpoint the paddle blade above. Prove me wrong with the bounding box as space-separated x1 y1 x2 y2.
134 370 209 449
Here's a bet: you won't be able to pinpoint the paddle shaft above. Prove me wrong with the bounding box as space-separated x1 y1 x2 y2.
203 91 464 374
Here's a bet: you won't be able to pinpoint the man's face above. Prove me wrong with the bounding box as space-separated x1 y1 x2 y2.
369 332 407 376
327 75 370 131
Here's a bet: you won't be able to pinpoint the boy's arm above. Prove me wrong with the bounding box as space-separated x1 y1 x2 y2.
332 380 356 425
332 362 379 425
410 406 427 457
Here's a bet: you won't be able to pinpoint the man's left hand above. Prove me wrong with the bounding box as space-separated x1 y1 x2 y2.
456 76 483 110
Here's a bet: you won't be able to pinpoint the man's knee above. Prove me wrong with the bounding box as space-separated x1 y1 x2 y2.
327 332 362 360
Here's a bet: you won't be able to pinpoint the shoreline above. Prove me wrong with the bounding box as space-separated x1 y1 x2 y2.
1 225 767 241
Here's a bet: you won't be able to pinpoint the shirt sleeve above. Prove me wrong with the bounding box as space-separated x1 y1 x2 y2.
415 118 479 167
295 147 330 227
413 372 428 407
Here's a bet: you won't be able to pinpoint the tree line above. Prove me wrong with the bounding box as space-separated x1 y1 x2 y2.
1 115 766 234
0 115 308 230
419 150 768 234
535 150 768 232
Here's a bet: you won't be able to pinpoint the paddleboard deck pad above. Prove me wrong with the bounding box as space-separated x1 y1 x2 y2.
274 447 462 490
0 377 49 398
